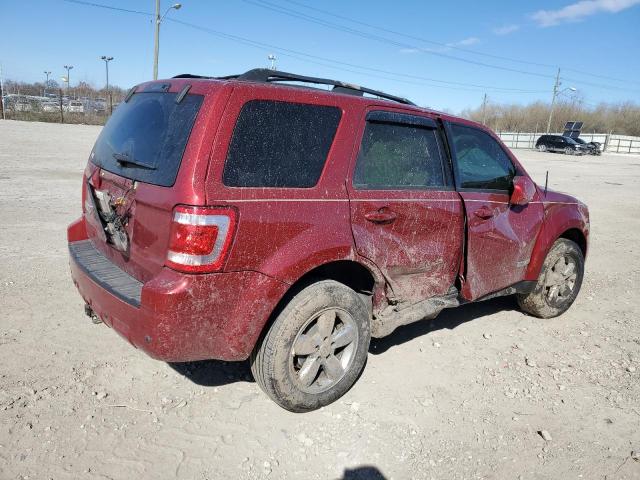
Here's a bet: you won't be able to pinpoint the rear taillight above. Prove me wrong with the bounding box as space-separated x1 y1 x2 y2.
166 206 237 273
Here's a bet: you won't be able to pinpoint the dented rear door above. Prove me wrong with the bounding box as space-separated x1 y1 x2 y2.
347 109 464 305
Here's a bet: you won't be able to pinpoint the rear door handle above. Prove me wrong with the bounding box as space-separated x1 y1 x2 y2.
474 206 494 220
364 209 397 224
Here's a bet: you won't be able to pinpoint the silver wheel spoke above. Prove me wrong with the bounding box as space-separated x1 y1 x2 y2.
298 355 321 387
331 324 356 349
547 285 559 301
293 333 321 356
316 311 336 339
563 262 576 277
322 355 344 382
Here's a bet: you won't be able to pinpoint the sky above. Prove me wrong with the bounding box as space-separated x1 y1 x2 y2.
3 0 640 112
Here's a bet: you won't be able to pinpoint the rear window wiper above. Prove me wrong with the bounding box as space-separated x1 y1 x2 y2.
113 152 156 170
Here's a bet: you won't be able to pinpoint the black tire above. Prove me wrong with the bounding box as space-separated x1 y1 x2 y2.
250 280 371 412
517 238 584 318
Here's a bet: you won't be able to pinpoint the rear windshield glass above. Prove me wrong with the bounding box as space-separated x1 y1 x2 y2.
223 100 341 188
91 92 203 187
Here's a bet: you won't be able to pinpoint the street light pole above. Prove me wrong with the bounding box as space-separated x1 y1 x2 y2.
268 54 277 70
44 71 51 96
153 2 182 80
63 65 73 98
100 56 114 114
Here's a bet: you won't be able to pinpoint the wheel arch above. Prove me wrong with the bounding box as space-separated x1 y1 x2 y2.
252 259 380 353
525 208 589 281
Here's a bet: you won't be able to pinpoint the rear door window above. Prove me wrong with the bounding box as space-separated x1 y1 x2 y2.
450 123 516 191
353 117 447 189
223 100 342 188
91 91 203 187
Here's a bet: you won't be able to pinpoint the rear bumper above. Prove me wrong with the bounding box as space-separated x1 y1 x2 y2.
67 217 288 362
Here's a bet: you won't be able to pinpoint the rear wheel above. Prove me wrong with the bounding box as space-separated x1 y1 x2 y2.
517 239 584 318
537 144 547 152
251 280 371 412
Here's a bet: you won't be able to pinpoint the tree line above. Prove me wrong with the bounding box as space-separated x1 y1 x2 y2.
460 99 640 137
1 79 127 103
2 78 639 136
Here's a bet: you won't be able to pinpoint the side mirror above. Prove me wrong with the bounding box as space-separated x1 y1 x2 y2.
511 176 536 206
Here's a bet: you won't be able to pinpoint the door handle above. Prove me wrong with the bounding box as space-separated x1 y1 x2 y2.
364 209 397 224
474 206 494 220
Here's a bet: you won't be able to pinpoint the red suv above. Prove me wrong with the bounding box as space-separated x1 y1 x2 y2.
68 69 589 412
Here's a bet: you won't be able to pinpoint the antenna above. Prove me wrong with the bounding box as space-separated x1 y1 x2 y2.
544 171 549 196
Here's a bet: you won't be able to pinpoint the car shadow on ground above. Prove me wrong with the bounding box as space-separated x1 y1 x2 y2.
369 295 519 355
338 466 386 479
169 296 519 387
168 359 254 387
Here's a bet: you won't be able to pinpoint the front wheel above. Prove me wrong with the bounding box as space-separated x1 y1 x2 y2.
251 280 371 412
564 147 574 155
517 238 584 318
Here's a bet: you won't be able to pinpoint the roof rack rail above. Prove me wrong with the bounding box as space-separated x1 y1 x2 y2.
174 68 415 105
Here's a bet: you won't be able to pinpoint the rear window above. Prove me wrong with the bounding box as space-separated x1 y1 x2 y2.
91 91 203 187
223 100 342 188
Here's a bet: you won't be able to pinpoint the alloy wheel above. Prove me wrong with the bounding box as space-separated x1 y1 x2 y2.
289 308 358 394
544 255 578 307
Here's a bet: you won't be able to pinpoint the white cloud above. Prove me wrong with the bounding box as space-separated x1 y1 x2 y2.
493 24 520 35
532 0 640 27
448 37 480 47
399 48 420 54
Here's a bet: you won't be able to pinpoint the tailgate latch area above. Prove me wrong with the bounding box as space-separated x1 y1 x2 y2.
87 183 130 253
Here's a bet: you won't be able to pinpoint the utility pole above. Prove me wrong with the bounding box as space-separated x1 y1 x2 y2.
153 0 160 80
153 2 182 80
546 68 561 134
63 65 73 98
481 93 488 125
44 71 51 96
101 56 114 113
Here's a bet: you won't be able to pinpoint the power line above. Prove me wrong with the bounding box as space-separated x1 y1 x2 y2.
63 0 152 16
281 0 556 69
59 0 546 94
247 0 640 91
166 17 547 94
243 0 557 81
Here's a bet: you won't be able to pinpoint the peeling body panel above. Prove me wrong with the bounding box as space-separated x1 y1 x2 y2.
459 191 544 300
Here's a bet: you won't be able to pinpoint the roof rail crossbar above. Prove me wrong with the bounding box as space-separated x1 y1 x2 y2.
233 69 416 105
173 69 415 105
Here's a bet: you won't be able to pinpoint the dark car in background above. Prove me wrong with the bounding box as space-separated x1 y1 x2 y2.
536 135 588 155
573 137 602 155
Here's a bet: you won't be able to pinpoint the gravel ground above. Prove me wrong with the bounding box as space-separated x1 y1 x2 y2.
1 119 639 480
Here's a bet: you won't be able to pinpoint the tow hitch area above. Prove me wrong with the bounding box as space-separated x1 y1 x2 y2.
84 303 102 324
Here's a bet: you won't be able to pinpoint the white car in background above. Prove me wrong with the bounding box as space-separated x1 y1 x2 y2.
67 101 84 113
42 102 59 112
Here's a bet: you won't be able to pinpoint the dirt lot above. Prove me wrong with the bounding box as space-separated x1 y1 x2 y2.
1 119 639 480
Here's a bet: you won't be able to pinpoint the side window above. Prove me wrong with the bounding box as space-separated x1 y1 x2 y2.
353 121 446 189
450 124 516 191
223 100 342 188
